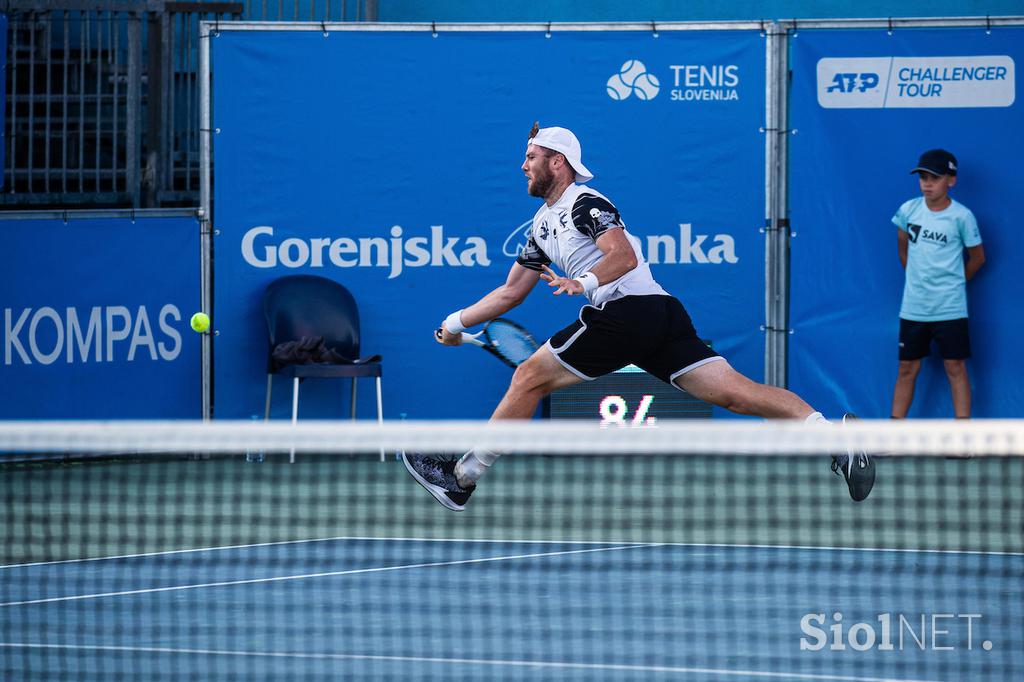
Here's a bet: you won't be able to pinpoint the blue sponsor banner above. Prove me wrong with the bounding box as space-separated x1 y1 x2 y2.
0 217 202 418
212 29 765 419
789 27 1023 417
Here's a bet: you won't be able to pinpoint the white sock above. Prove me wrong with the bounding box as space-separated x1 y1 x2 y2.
454 449 499 487
804 411 848 465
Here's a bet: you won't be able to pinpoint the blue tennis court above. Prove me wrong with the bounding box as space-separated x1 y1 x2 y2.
3 535 1022 681
1 454 1022 680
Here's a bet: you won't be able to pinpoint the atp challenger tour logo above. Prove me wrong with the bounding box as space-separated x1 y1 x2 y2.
817 56 1015 108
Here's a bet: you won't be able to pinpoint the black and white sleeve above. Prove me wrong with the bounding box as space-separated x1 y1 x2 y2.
571 194 625 240
515 234 552 272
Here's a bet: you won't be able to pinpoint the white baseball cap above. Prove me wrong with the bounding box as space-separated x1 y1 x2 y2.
527 126 594 183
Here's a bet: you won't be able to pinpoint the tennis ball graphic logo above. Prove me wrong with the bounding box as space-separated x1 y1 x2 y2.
606 73 632 100
606 60 660 101
633 72 660 100
618 59 647 85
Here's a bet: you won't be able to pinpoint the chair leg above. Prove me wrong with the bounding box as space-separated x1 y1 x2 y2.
290 377 300 464
350 379 357 420
376 376 384 462
264 374 273 421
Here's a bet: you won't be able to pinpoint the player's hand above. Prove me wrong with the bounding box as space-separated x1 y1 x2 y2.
540 265 584 296
434 324 462 346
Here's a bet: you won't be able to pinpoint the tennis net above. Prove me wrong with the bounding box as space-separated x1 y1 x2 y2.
1 419 1022 681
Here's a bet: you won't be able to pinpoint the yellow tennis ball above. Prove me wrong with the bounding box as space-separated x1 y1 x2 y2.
190 312 210 333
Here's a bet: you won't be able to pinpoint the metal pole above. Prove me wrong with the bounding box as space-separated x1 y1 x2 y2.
185 14 194 193
111 12 120 195
94 11 102 191
199 20 213 420
78 11 86 192
364 0 378 22
61 11 69 193
167 11 178 193
126 12 141 206
774 28 791 389
8 17 19 194
160 10 172 199
763 24 780 385
44 17 52 194
27 12 37 193
763 23 791 389
146 10 165 207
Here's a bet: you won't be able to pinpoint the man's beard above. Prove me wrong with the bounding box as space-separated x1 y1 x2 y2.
527 171 554 198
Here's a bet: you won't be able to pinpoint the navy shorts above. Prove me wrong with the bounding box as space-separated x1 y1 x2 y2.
899 318 971 361
548 295 722 384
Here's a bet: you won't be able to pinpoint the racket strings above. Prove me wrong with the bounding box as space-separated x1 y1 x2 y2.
486 322 539 366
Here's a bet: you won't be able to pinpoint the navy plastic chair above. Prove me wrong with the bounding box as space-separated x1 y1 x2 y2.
263 275 383 461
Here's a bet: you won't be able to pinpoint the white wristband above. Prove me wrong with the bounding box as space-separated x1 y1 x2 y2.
444 309 466 334
576 272 599 294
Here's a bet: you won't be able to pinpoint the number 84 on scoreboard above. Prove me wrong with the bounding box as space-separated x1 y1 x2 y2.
599 395 656 427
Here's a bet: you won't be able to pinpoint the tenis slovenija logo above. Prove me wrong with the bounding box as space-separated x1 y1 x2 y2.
607 60 660 100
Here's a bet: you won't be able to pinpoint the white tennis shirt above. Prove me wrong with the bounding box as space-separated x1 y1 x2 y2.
516 184 667 307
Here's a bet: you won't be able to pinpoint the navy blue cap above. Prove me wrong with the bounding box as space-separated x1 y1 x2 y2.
911 149 957 176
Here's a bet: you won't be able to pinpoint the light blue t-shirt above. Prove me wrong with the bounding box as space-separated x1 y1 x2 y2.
892 197 981 321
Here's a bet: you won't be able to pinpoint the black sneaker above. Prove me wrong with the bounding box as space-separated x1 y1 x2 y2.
402 452 475 512
831 413 876 502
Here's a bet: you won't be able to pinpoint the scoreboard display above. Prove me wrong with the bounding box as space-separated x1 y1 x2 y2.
547 365 712 424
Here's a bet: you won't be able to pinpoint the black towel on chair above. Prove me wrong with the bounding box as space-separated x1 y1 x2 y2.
271 336 380 372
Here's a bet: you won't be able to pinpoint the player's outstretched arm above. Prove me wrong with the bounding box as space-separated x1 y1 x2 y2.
541 228 638 296
437 263 541 345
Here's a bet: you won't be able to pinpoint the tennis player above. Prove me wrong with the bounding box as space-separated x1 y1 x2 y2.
404 123 874 510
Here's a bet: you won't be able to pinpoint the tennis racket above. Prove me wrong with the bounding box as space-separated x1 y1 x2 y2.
436 318 540 368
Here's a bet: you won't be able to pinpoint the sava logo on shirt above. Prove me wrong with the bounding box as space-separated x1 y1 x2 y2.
908 223 948 245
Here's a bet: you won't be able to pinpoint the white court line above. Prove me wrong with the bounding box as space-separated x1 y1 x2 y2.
3 534 1020 571
0 643 944 682
0 535 632 570
0 543 659 607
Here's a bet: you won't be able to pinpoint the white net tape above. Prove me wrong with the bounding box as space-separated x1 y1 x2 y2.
1 419 1023 456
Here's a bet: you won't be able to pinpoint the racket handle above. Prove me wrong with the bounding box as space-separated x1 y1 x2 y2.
435 327 484 346
460 331 485 347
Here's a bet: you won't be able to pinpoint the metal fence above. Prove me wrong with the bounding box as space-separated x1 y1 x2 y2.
238 0 375 21
2 0 376 208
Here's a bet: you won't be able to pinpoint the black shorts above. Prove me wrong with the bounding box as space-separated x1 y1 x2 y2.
899 318 971 361
548 294 722 384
